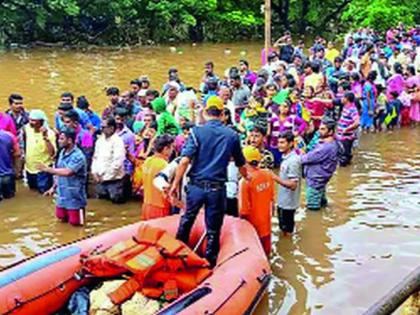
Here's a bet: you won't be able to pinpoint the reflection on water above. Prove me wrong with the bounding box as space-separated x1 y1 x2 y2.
261 128 420 315
0 45 419 314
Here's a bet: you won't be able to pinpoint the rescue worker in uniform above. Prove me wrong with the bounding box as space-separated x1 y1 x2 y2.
169 96 248 267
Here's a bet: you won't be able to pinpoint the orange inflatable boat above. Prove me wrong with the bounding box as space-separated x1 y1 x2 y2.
0 214 270 315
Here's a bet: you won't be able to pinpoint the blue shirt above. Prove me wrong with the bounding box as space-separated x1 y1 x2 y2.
181 119 245 182
0 130 15 176
85 110 101 132
56 146 87 209
54 108 91 131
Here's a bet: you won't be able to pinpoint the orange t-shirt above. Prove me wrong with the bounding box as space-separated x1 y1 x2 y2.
141 155 170 210
239 168 275 238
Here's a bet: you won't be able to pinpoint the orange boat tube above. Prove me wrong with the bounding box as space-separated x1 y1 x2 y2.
0 214 271 315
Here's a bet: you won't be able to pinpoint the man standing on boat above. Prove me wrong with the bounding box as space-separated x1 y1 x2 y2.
169 96 248 267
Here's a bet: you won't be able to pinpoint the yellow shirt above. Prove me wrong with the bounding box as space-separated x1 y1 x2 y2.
304 73 324 91
24 125 56 174
325 48 340 63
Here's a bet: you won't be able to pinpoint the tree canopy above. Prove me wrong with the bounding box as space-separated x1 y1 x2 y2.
0 0 418 46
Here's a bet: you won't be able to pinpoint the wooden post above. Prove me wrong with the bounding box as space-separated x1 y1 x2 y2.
264 0 271 64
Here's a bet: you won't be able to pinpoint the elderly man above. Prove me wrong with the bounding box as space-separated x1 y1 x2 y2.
24 110 56 194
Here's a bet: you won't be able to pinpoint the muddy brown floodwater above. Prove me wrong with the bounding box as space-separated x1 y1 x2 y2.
0 43 419 315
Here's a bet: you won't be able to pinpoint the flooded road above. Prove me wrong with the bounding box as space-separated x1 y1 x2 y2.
0 44 419 314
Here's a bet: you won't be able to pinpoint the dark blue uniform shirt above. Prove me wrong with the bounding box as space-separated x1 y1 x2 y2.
181 119 245 182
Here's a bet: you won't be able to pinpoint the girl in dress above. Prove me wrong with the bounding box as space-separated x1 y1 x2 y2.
361 71 378 133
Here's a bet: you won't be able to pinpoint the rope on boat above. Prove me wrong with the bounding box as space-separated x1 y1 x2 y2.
363 265 420 315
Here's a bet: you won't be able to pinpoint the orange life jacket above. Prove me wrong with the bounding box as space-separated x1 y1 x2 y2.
80 225 211 305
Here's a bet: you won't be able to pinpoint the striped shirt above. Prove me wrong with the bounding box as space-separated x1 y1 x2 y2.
268 113 281 149
336 103 359 141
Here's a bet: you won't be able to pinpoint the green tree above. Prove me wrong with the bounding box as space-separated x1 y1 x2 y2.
341 0 417 32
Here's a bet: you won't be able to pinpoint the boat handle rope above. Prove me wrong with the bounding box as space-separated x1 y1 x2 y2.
204 278 247 315
215 247 249 269
5 276 76 315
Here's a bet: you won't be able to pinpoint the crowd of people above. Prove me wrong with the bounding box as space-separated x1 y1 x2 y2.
0 24 419 265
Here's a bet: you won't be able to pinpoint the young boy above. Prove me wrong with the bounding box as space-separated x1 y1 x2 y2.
385 91 402 131
272 131 302 236
239 146 275 256
375 85 387 131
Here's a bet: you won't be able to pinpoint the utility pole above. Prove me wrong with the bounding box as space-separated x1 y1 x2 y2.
264 0 271 64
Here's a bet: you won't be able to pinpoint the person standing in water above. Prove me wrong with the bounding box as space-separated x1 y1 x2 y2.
272 131 302 236
300 117 340 210
39 127 87 226
239 146 275 256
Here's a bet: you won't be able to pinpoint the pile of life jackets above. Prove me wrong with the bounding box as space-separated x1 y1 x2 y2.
80 225 212 306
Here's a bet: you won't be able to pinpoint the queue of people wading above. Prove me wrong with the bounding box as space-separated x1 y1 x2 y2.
0 25 419 260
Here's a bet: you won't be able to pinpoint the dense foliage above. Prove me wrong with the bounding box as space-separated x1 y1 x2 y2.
0 0 418 46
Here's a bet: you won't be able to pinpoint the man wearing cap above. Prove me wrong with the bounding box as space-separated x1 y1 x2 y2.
300 117 340 211
24 110 56 194
169 96 248 267
38 127 87 226
239 146 275 256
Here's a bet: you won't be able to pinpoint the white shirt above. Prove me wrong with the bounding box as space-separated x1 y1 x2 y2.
91 133 126 181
